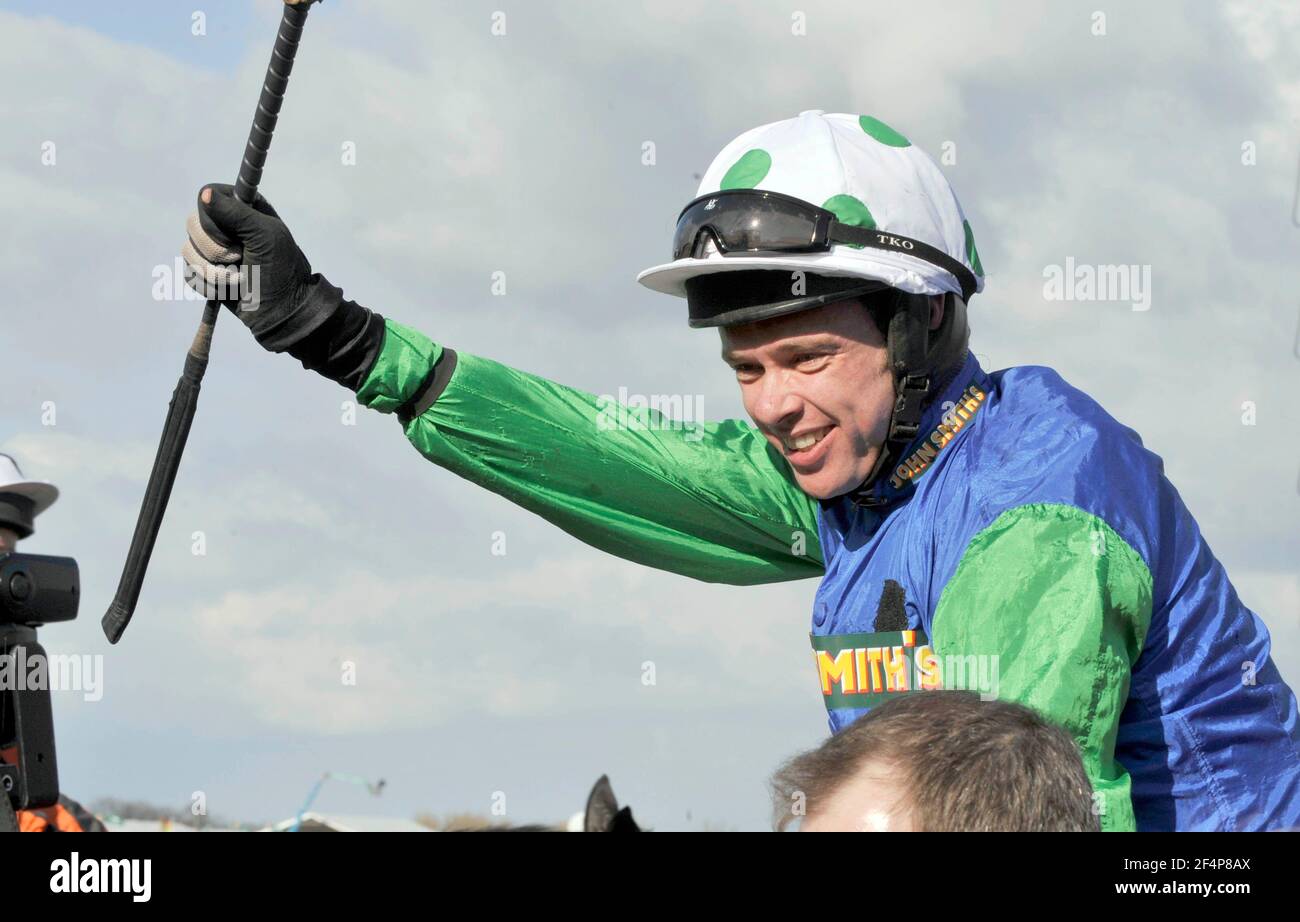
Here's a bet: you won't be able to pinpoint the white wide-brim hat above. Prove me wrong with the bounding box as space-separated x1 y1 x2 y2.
0 453 59 516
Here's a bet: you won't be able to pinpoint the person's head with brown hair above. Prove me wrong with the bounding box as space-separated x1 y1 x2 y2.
771 692 1099 832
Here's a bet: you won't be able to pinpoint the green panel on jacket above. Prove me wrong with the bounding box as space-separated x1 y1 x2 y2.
931 503 1154 832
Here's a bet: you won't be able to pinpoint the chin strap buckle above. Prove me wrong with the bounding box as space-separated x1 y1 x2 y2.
889 374 929 442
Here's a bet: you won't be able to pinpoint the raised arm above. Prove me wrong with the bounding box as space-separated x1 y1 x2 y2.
357 320 824 585
180 190 822 584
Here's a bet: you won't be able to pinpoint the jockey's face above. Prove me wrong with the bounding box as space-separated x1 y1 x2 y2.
799 758 915 832
720 295 943 500
0 527 17 555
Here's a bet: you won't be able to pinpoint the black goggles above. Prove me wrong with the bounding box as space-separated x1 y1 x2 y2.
671 189 978 302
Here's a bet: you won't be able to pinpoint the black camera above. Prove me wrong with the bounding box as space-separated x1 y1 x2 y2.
0 553 80 626
0 552 80 826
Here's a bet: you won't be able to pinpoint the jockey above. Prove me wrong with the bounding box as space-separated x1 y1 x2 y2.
181 110 1300 831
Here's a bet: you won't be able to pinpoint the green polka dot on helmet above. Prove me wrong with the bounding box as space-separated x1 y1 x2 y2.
822 194 877 247
719 149 771 189
858 115 910 147
963 220 984 277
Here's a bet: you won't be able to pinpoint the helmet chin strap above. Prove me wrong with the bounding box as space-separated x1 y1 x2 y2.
849 291 969 508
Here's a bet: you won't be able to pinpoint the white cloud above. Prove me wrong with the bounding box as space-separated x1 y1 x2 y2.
186 550 815 734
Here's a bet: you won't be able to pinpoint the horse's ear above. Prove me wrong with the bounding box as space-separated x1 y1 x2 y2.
609 806 641 832
584 776 643 832
584 775 620 832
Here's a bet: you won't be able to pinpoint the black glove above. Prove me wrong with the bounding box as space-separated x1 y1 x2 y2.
181 184 385 390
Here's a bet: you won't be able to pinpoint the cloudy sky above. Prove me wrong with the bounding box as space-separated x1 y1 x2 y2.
1 0 1297 830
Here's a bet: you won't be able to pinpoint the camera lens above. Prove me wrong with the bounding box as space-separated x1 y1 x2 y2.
8 571 32 601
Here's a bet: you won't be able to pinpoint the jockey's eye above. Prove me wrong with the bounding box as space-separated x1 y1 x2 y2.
794 352 831 370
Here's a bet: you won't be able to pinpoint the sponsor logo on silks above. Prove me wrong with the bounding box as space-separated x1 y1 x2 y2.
810 629 941 711
888 381 987 490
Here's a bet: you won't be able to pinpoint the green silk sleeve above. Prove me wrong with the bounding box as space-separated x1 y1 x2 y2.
355 319 824 584
930 503 1154 832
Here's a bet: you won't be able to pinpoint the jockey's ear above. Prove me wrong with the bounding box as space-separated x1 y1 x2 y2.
929 294 945 331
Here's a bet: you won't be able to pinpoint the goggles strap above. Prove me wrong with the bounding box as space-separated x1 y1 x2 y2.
829 222 977 303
